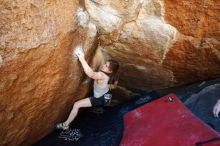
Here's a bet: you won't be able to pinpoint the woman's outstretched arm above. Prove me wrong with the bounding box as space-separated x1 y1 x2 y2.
76 49 104 80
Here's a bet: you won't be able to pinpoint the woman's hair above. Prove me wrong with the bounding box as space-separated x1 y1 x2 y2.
106 59 119 85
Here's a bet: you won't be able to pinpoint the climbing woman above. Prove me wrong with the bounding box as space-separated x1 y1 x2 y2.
55 47 119 130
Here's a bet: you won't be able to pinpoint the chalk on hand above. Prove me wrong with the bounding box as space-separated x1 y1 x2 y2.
73 45 84 59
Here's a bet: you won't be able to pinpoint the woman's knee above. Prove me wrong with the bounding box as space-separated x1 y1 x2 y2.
73 98 91 109
73 101 80 109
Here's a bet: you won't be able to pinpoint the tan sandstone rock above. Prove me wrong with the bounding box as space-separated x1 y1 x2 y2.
163 0 220 85
84 0 220 94
0 1 99 146
85 0 178 93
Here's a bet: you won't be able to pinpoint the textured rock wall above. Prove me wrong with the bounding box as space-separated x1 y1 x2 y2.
82 0 177 93
163 0 220 85
0 0 99 145
83 0 220 93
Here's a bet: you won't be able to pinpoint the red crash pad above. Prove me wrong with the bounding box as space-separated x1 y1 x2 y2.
120 94 220 146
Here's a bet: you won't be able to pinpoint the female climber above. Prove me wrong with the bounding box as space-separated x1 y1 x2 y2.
55 47 119 130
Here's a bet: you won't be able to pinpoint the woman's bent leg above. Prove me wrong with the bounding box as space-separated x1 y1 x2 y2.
64 98 92 126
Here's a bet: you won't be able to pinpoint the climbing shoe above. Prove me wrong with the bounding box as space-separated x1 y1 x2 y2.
55 122 69 130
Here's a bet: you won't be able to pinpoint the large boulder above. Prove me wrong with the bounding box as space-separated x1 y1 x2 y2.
163 0 220 85
0 1 99 145
84 0 220 94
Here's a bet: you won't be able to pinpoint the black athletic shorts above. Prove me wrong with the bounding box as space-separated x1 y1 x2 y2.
89 91 112 106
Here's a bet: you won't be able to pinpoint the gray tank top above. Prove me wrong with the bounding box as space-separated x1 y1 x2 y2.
93 73 110 98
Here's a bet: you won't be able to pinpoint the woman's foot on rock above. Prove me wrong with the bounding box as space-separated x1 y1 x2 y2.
55 122 69 130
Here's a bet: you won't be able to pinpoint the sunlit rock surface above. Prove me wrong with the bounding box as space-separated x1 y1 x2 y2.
84 0 220 93
0 1 99 146
163 0 220 85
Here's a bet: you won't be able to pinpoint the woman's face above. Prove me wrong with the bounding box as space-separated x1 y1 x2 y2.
100 62 112 73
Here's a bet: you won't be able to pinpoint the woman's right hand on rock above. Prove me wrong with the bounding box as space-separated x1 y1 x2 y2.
75 47 85 59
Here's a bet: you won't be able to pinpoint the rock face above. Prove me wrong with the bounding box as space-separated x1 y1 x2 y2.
163 0 220 85
1 0 220 145
0 1 99 146
84 0 220 93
